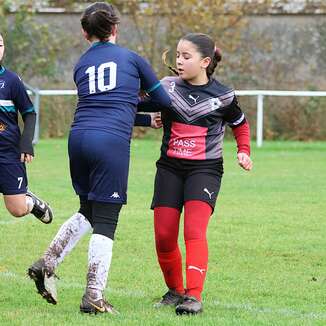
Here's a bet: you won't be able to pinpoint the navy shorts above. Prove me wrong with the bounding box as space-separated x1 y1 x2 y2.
68 130 130 204
151 157 223 211
0 162 28 195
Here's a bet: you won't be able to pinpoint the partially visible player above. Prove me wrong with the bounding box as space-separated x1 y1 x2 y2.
139 33 252 315
28 2 170 314
0 33 53 223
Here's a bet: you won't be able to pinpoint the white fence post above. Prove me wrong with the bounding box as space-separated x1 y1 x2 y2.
256 94 264 147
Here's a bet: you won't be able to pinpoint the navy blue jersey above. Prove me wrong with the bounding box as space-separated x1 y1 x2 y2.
72 41 164 141
0 66 35 163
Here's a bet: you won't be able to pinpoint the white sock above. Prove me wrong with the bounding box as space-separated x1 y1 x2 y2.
26 196 34 213
86 234 113 300
43 212 92 272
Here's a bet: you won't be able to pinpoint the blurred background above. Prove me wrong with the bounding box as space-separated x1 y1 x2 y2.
1 0 325 140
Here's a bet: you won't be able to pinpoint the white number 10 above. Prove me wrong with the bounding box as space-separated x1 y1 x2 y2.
85 62 117 94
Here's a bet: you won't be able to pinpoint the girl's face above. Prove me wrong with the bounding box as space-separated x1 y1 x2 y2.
176 39 211 84
0 35 4 63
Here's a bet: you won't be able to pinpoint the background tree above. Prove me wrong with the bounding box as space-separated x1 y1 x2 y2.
0 0 65 81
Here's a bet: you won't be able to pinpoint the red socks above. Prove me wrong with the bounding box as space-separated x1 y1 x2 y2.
184 200 211 301
154 207 184 294
154 201 212 301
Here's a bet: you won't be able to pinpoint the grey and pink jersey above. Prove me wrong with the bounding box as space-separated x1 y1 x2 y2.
159 76 245 161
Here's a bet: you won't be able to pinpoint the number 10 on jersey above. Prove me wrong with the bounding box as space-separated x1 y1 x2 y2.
85 62 117 94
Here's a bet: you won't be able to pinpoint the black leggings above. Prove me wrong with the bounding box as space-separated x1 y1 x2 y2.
79 196 122 240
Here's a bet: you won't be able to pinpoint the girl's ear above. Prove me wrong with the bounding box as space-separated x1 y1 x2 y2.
201 56 211 69
111 24 118 37
81 28 91 41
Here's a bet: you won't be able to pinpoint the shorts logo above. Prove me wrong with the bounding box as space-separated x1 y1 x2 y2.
0 122 7 132
110 192 120 199
203 188 214 199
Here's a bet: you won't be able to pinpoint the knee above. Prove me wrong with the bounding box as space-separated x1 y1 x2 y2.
79 197 92 225
92 202 122 240
155 228 178 252
9 206 27 217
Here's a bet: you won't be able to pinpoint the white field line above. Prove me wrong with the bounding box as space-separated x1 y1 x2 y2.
210 300 326 320
0 270 325 320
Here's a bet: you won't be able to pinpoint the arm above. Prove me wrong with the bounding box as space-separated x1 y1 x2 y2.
20 112 36 163
232 121 252 171
12 75 36 163
136 54 171 111
222 96 252 171
134 113 162 129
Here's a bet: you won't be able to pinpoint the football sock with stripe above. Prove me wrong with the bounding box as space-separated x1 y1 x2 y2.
184 200 211 301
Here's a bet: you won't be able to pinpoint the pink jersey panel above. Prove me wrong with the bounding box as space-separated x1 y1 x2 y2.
167 122 208 160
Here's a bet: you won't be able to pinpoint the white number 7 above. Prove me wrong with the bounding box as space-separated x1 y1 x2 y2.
17 177 23 189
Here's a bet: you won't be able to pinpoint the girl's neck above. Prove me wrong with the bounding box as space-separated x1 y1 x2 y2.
185 72 209 86
90 35 116 45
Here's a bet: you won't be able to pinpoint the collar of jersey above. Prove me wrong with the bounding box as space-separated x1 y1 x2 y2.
91 41 114 48
0 65 5 75
180 77 213 90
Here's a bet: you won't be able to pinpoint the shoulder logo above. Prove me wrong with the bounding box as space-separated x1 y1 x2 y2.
209 97 222 111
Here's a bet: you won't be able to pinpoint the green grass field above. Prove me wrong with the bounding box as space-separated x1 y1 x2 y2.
0 139 325 325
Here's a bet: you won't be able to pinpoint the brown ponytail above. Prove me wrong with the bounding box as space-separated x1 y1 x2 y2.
81 2 120 41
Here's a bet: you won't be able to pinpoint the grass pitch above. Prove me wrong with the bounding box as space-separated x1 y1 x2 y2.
0 139 325 325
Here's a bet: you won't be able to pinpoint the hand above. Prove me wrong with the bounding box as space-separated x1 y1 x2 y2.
150 112 162 129
21 153 34 163
237 152 252 171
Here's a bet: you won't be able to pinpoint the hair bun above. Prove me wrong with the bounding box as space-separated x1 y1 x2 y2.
214 46 222 62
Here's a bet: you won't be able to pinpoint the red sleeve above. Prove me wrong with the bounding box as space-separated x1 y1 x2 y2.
232 121 251 156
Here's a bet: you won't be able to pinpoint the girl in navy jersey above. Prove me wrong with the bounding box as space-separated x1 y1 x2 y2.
140 33 252 315
28 2 170 314
0 33 53 224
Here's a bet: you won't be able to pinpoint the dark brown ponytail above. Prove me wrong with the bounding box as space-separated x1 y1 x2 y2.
81 2 120 41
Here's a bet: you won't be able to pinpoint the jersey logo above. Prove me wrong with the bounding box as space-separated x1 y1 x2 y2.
0 80 5 88
203 188 214 199
0 122 7 132
188 265 206 275
188 94 199 104
209 97 222 111
110 192 120 199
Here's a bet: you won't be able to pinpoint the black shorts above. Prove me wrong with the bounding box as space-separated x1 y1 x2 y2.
0 162 28 195
151 157 223 211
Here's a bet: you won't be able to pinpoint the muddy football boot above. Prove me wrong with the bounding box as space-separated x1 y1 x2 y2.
27 258 57 304
27 190 53 224
80 291 119 314
154 289 184 308
175 295 203 315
